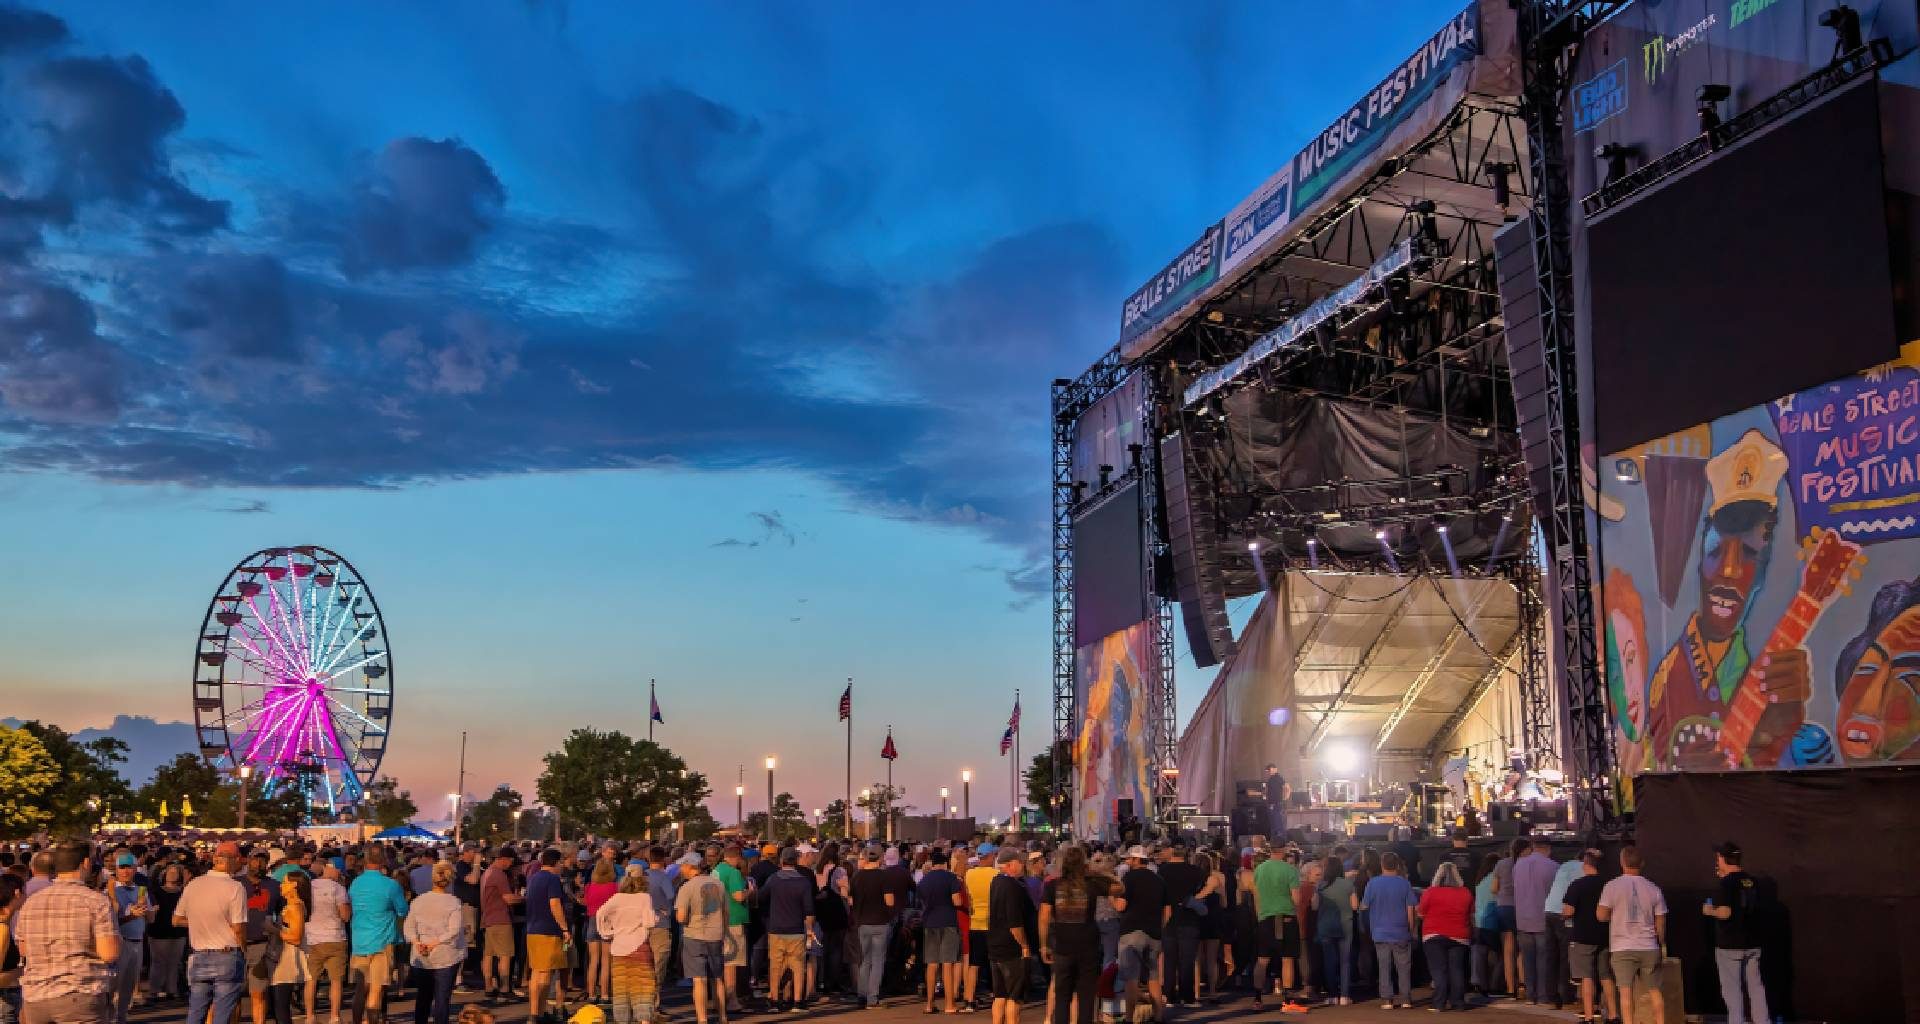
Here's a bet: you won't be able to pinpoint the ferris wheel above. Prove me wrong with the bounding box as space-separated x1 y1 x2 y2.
193 546 392 817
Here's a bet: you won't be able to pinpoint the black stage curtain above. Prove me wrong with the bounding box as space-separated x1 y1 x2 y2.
1635 766 1920 1021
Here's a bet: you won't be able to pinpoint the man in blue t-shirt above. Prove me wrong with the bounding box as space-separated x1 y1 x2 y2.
1359 852 1418 1009
348 848 410 1014
916 858 966 1013
523 849 572 1022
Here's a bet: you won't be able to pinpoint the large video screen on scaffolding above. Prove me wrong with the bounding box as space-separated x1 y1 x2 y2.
1071 482 1148 647
1073 618 1156 838
1587 77 1898 454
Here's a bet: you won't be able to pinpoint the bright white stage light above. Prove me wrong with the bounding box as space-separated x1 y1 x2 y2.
1323 743 1361 775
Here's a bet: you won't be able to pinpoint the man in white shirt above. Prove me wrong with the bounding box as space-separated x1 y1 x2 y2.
1595 846 1667 1024
305 861 354 1024
176 842 249 1024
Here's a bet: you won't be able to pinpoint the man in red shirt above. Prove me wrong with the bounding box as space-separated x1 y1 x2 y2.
478 850 524 1004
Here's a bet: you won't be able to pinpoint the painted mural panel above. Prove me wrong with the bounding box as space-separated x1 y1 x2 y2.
1600 346 1920 776
1073 619 1155 838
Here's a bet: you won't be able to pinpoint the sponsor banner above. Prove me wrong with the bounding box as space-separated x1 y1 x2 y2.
1119 221 1223 347
1219 164 1293 277
1572 58 1630 133
1183 239 1413 407
1770 361 1920 543
1288 4 1484 216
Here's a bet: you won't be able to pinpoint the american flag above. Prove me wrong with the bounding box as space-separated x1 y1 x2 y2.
881 731 898 761
1001 695 1020 755
649 689 664 725
1008 695 1021 730
839 682 852 722
999 725 1015 756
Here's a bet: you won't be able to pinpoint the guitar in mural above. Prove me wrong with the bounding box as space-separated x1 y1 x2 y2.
1708 527 1864 768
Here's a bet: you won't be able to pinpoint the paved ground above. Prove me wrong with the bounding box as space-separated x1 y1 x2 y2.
126 985 1580 1024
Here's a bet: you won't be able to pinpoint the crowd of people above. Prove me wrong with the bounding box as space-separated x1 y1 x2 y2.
0 828 1772 1024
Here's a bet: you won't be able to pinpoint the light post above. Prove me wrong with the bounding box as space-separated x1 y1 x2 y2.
962 769 972 819
512 808 523 841
448 793 462 845
860 789 872 839
736 785 745 830
237 764 254 830
940 787 950 818
765 756 777 840
813 809 823 837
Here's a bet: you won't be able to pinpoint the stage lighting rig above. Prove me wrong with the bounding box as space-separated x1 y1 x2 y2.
1097 463 1114 488
1483 162 1517 214
1820 5 1864 60
1696 83 1731 132
1595 143 1634 186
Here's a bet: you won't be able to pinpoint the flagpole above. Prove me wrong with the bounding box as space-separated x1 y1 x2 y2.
649 679 656 743
844 677 853 840
1011 689 1019 827
886 726 895 843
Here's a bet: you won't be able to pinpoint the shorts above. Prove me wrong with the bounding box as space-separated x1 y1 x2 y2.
245 942 271 994
682 938 725 981
1116 931 1160 985
526 933 569 972
1495 905 1518 933
1568 942 1613 981
348 947 394 987
923 927 962 964
1258 915 1301 960
726 925 749 967
305 941 348 981
1610 949 1662 989
990 958 1028 1001
584 914 602 943
969 933 992 970
485 924 516 960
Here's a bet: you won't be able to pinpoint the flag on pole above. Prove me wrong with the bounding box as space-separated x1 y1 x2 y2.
999 724 1015 756
1008 695 1022 731
881 731 898 761
650 685 664 725
839 683 852 722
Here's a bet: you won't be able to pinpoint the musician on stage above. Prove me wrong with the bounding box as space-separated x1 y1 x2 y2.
1263 764 1291 840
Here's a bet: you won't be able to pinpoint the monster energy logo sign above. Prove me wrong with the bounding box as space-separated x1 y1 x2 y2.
1643 13 1718 84
1731 0 1781 29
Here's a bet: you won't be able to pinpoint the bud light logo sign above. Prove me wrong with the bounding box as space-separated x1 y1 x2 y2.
1572 58 1629 133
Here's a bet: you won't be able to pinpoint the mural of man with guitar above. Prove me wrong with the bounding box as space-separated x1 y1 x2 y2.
1646 429 1843 770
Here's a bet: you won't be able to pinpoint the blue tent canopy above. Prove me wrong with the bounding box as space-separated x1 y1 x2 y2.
370 824 445 840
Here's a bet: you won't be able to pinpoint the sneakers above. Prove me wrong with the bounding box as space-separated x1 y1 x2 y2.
1279 1001 1311 1014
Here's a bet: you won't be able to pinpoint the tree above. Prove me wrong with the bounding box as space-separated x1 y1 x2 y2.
1026 740 1073 825
819 799 851 840
857 784 910 838
764 792 808 841
464 785 524 840
250 786 310 831
138 753 222 826
0 724 60 838
16 722 132 834
364 776 418 829
536 729 710 839
677 805 721 841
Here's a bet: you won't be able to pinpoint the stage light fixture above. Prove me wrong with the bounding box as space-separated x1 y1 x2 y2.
1097 463 1113 488
1374 529 1388 541
1436 522 1449 534
1306 537 1318 548
1595 142 1632 186
1484 162 1516 211
1696 84 1731 132
1323 743 1361 775
1820 5 1863 58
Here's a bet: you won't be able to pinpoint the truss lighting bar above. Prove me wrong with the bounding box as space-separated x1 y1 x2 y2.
1184 239 1413 407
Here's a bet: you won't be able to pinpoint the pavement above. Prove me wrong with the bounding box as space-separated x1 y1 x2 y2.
126 984 1582 1024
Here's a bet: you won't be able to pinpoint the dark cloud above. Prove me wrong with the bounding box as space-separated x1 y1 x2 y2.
344 137 505 274
169 254 297 361
0 6 68 55
9 54 227 232
219 499 271 514
711 510 799 549
0 268 120 422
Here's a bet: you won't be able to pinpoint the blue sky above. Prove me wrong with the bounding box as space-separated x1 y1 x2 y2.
0 0 1461 820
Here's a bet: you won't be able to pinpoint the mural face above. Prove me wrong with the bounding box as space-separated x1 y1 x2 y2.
1599 351 1920 775
1072 620 1155 838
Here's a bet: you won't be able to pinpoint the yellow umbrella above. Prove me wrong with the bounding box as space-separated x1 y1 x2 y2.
182 796 195 818
160 799 170 820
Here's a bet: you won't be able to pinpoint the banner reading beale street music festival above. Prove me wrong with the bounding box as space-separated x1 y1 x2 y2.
1119 0 1515 357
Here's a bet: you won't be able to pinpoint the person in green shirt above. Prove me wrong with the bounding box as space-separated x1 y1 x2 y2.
1251 849 1303 1007
716 847 752 1016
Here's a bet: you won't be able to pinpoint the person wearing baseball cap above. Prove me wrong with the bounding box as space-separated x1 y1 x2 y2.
1705 841 1767 1024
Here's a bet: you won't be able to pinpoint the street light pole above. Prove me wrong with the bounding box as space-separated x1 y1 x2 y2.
735 785 745 830
765 756 777 840
237 764 253 830
962 770 972 820
512 808 523 841
941 788 950 819
860 789 871 840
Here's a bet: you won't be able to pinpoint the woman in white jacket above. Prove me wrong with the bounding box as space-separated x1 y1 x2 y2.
595 866 658 1024
403 863 467 1024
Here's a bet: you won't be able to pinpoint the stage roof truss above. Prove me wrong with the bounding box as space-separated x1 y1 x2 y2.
1302 586 1416 754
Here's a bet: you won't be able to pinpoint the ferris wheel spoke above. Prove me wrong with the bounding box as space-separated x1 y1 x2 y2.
325 694 387 735
229 618 300 679
266 582 310 677
243 689 307 763
319 649 388 680
318 612 380 675
244 596 304 679
315 584 362 675
285 552 311 670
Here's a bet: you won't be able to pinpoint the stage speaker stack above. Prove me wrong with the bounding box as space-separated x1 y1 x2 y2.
1161 433 1236 668
1493 218 1552 528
